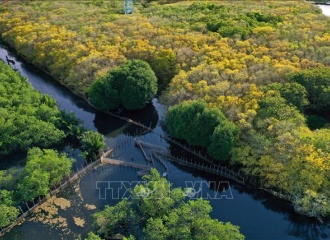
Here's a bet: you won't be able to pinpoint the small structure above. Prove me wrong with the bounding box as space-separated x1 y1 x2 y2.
124 0 134 14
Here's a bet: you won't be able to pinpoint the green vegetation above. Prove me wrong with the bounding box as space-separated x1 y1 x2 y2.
85 232 102 240
0 148 74 228
165 100 238 161
261 82 309 111
0 190 19 228
89 59 157 110
290 67 330 111
0 0 330 219
91 169 245 240
208 120 239 161
0 60 66 157
79 131 105 159
18 148 74 200
0 61 86 229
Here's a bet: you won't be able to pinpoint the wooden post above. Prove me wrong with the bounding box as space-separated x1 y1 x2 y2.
19 206 24 214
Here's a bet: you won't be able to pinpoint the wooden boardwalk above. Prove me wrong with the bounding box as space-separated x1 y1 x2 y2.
135 139 153 163
151 150 170 176
101 157 151 171
134 139 245 185
152 149 245 185
101 150 151 176
0 152 106 237
135 138 170 153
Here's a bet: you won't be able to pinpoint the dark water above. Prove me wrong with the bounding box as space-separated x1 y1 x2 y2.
1 28 330 240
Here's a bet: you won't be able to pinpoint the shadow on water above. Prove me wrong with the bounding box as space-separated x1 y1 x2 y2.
93 102 158 137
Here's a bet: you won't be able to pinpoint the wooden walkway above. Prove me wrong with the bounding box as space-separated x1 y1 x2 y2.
135 139 152 163
134 139 245 185
151 150 171 176
135 138 170 153
0 152 106 237
101 158 151 171
101 150 151 176
135 138 170 176
152 149 245 185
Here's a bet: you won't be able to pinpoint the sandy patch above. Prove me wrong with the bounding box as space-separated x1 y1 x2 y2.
53 197 71 210
85 204 97 210
73 217 85 227
29 196 70 228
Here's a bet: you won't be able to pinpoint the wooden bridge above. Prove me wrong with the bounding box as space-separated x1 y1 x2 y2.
134 139 169 176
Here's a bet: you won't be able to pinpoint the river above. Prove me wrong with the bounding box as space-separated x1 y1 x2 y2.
318 5 330 17
1 5 330 240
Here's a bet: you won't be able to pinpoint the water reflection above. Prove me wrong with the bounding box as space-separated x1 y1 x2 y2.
93 103 158 137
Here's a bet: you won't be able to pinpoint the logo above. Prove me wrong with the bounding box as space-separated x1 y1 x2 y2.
96 180 233 200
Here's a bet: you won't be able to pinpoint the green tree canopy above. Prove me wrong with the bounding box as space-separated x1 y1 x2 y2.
92 169 245 240
79 131 105 160
0 189 19 228
262 82 309 111
89 60 157 110
88 78 120 111
0 204 19 228
0 61 82 158
290 67 330 111
208 121 239 161
0 167 24 191
18 168 50 201
166 100 238 160
24 148 74 186
166 100 226 147
18 148 74 201
85 232 102 240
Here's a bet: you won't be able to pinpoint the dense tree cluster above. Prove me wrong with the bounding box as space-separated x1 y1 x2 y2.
91 169 245 240
0 190 19 228
166 100 238 161
89 60 157 110
0 62 93 229
18 148 74 201
0 148 74 228
0 60 67 157
290 67 330 111
0 148 74 201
